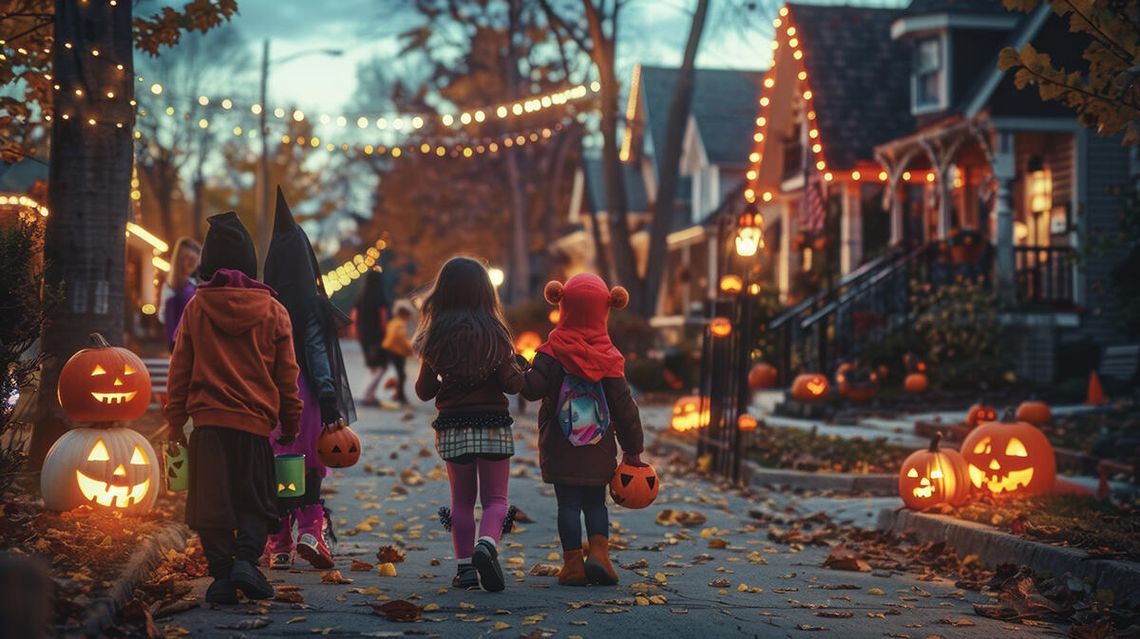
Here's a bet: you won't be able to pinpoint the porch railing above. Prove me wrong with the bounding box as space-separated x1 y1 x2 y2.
1014 246 1076 307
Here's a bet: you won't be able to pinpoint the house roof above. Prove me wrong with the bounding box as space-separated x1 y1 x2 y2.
790 3 913 169
0 158 48 193
902 0 1015 17
582 156 649 215
639 66 764 167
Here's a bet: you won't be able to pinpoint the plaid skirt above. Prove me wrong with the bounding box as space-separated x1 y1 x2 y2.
433 412 514 462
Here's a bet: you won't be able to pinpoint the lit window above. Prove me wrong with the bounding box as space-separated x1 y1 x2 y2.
913 37 944 110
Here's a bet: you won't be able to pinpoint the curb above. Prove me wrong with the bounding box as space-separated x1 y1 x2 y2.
650 434 898 496
876 508 1140 608
70 521 191 638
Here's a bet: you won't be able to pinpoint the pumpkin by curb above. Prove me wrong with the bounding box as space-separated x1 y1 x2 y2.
670 395 709 432
960 411 1055 496
41 425 159 513
790 374 830 402
899 432 970 510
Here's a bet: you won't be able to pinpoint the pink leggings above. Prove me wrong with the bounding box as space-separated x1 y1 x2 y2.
445 458 510 559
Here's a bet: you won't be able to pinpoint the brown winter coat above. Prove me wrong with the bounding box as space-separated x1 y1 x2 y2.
521 352 643 486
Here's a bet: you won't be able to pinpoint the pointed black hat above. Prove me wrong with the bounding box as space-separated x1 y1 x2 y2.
273 185 298 234
198 211 257 280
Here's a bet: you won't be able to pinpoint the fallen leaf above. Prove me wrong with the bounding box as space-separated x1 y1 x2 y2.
320 570 353 584
371 600 422 622
795 623 829 631
822 544 871 573
215 617 270 630
376 545 407 564
377 562 398 577
350 560 374 572
286 617 306 625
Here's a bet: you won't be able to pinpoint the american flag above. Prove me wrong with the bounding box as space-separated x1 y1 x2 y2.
801 176 827 234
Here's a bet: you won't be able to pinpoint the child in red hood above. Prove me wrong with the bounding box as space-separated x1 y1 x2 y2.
165 212 303 605
520 274 645 587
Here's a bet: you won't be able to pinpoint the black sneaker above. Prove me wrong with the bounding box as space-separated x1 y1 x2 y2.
205 578 239 605
452 564 478 589
229 560 275 600
471 539 505 592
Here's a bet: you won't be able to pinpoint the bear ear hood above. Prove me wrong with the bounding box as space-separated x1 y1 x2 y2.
537 273 626 382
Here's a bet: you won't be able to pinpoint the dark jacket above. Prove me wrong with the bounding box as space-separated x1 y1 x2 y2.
415 358 523 416
521 352 643 486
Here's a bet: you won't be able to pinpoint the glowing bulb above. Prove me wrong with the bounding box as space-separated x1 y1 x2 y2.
149 83 162 95
851 171 861 180
198 95 208 106
878 171 888 181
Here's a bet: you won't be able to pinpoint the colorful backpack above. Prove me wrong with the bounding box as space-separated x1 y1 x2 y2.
556 372 610 446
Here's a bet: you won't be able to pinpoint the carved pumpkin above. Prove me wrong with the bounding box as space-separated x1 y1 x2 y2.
790 374 830 402
960 412 1055 496
835 362 879 403
709 316 733 338
317 424 361 468
670 395 710 432
40 426 159 513
904 373 929 393
965 403 997 429
899 432 970 510
514 331 543 363
57 333 152 422
609 461 659 509
737 413 759 431
747 363 779 390
1015 400 1051 427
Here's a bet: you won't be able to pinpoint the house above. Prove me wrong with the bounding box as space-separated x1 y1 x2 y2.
723 0 1136 384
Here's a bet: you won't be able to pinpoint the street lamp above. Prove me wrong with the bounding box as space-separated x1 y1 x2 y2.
256 41 344 273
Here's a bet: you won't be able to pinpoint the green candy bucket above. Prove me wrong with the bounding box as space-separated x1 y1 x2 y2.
275 454 305 497
164 442 189 493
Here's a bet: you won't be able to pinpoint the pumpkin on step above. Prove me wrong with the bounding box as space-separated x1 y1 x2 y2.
904 373 929 394
317 423 361 468
959 410 1055 496
899 432 970 510
965 403 997 428
610 461 659 509
790 374 830 402
747 363 779 390
1015 400 1051 427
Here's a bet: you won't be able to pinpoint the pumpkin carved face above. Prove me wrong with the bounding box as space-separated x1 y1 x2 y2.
57 333 151 422
40 426 159 513
748 363 779 390
317 424 361 468
960 416 1055 496
670 395 709 432
609 462 659 509
790 374 829 402
965 403 997 428
899 433 970 510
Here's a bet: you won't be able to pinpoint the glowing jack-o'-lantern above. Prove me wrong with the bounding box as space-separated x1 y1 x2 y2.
899 432 970 510
709 316 733 338
317 423 361 468
965 403 997 428
514 331 543 363
959 412 1055 496
40 426 159 513
719 274 743 295
835 362 879 403
790 374 830 402
1015 400 1051 427
670 395 710 432
748 363 779 390
57 333 152 423
737 414 759 431
610 461 659 509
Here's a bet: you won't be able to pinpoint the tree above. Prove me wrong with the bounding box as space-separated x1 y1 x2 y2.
998 0 1140 146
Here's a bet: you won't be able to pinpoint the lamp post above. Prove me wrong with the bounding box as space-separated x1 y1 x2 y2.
256 41 344 273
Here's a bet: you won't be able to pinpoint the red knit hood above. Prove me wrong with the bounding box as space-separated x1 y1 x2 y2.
537 273 626 382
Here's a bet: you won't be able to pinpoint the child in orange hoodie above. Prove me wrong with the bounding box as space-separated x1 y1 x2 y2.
165 212 304 605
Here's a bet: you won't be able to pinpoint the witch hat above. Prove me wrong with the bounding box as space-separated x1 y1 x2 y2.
273 186 298 234
198 211 257 280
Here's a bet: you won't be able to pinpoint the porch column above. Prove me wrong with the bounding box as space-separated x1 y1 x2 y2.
993 130 1016 295
779 199 793 303
888 179 904 246
840 181 862 273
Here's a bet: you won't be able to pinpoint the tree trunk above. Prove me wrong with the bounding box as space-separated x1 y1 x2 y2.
505 0 530 303
641 0 710 317
31 0 135 467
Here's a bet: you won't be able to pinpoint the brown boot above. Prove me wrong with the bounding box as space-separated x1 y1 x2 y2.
558 549 588 586
584 535 618 585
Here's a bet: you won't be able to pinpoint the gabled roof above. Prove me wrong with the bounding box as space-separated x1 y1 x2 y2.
902 0 1015 17
639 66 764 167
582 156 649 215
789 3 913 170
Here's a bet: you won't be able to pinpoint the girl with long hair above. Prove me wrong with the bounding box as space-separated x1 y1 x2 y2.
159 237 202 351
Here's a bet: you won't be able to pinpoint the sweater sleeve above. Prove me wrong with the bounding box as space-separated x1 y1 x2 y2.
494 358 524 395
416 361 441 401
604 377 644 455
163 305 194 430
520 352 556 401
273 308 304 435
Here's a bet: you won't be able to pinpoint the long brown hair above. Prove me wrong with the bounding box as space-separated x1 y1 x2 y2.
412 257 513 380
167 237 201 288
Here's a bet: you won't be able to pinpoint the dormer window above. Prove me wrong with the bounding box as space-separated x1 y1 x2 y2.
912 35 948 113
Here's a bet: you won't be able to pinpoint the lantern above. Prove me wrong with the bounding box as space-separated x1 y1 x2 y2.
835 362 879 403
670 395 710 432
40 426 160 513
317 424 362 468
965 403 997 429
57 333 152 423
747 363 779 390
735 227 762 257
709 317 733 338
514 331 543 363
790 374 830 402
898 432 970 510
719 275 743 295
904 373 929 393
960 411 1055 496
609 461 659 509
1015 400 1051 427
737 414 759 431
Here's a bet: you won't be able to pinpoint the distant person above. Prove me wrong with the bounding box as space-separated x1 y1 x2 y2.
354 269 391 406
413 257 524 592
263 188 356 570
165 211 303 605
158 237 201 351
382 302 415 407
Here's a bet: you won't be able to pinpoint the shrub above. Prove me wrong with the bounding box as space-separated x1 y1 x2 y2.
912 278 1010 389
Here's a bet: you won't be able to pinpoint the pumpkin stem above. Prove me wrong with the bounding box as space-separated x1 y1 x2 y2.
929 431 943 452
89 332 111 348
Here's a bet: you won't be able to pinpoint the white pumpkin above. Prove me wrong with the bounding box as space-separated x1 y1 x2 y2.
41 426 160 514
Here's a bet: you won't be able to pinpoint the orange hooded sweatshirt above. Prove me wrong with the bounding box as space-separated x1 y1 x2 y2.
165 268 303 437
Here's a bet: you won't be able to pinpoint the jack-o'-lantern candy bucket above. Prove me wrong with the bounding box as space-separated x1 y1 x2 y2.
164 441 189 493
275 454 306 497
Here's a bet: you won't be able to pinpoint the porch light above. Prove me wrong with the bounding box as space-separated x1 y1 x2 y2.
1029 166 1052 213
736 228 762 257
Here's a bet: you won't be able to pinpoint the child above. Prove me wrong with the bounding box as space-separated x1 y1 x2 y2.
263 188 357 570
165 211 304 604
520 274 645 586
413 257 523 592
158 236 201 352
382 302 415 406
354 269 391 406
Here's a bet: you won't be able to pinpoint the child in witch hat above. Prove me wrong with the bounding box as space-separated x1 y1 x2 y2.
165 211 303 604
520 273 645 586
263 187 357 570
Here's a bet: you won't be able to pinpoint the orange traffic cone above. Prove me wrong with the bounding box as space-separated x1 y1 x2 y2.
1086 371 1107 405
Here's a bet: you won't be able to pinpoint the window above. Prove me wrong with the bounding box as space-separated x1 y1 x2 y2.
913 36 945 111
